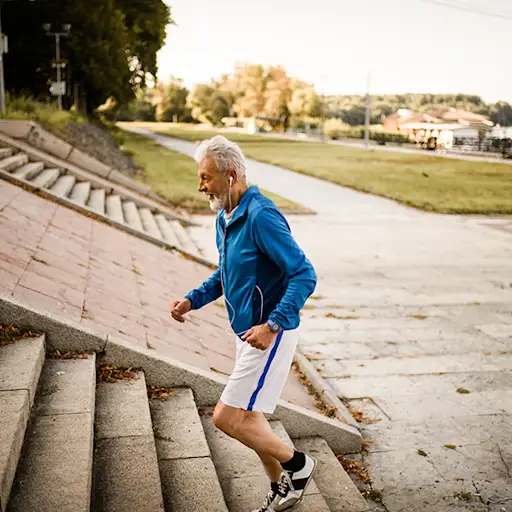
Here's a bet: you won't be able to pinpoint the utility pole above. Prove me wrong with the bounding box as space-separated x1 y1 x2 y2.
43 23 71 110
364 71 372 149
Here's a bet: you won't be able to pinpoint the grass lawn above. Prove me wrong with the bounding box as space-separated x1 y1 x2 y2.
118 129 310 213
128 122 512 215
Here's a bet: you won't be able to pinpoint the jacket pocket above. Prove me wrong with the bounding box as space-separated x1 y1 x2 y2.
252 285 264 325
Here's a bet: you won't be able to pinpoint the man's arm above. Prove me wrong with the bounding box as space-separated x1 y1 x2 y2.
251 207 317 330
185 267 223 310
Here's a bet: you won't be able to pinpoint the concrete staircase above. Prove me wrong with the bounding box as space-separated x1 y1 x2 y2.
0 144 205 263
0 334 368 512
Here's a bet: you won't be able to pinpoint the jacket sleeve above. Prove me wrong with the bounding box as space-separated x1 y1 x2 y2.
185 267 223 310
252 207 317 330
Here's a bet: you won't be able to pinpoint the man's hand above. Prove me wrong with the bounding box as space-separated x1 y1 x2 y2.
242 323 277 350
170 299 192 323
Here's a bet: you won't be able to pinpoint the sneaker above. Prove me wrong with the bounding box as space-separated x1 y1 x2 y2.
271 453 317 511
252 488 277 512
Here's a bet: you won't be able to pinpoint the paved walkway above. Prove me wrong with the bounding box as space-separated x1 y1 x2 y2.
0 180 314 411
136 128 512 511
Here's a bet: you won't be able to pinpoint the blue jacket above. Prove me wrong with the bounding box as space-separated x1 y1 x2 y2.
186 186 317 336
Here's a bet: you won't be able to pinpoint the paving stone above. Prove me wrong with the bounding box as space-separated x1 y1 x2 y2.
364 449 444 489
380 483 488 512
302 342 379 360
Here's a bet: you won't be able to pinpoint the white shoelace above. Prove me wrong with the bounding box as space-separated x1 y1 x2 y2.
277 471 294 496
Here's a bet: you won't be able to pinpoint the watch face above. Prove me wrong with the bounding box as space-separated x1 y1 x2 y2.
272 323 280 332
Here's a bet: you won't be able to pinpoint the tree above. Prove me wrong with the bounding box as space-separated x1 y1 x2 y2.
187 85 231 126
288 82 321 118
3 0 171 112
263 66 291 118
490 102 512 127
153 77 191 122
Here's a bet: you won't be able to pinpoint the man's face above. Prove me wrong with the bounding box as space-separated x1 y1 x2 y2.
198 156 228 212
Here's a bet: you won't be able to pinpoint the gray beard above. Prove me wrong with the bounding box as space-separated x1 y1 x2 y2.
209 193 228 212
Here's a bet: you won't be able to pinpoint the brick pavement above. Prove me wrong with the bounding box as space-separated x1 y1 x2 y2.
0 180 315 411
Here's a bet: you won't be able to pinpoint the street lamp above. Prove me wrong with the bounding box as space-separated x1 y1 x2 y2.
44 22 71 110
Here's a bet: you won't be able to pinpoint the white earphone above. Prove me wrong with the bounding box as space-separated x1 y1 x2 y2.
229 176 233 187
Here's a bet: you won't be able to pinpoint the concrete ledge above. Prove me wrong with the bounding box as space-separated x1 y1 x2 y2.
294 349 359 429
108 169 151 195
26 124 73 160
68 147 111 178
0 120 35 139
0 296 107 353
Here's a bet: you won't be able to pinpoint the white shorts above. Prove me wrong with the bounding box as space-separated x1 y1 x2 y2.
220 328 299 414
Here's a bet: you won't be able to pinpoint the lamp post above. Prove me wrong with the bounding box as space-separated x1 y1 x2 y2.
43 23 71 110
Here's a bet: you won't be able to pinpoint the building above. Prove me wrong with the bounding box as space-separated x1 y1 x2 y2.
383 107 494 149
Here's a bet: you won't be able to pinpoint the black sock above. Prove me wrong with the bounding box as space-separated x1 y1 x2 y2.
281 450 306 472
271 481 279 494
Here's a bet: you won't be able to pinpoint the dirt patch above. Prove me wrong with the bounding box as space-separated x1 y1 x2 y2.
61 122 140 178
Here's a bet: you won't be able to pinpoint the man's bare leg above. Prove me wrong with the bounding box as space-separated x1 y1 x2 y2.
212 401 294 467
256 450 282 482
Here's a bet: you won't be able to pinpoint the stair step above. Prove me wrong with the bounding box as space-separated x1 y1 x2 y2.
8 355 96 512
69 181 91 205
0 336 45 511
150 389 228 512
170 219 199 255
87 188 106 214
31 168 61 189
51 174 76 197
295 437 369 512
139 208 162 239
202 417 329 512
154 214 180 248
105 195 125 224
93 371 164 511
122 201 143 231
0 153 29 172
12 161 44 180
0 147 13 158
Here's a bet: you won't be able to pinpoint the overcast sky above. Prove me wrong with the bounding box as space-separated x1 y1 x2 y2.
158 0 512 103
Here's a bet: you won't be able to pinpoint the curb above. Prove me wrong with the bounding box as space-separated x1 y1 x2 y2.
293 348 359 429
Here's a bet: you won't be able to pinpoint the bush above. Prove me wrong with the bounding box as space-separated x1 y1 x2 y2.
323 118 410 145
372 131 410 145
2 94 87 134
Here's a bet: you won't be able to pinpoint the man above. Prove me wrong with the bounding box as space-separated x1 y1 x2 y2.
170 135 317 512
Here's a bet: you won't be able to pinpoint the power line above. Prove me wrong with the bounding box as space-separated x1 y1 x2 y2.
418 0 512 20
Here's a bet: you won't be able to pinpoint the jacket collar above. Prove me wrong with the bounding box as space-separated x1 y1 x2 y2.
220 185 259 227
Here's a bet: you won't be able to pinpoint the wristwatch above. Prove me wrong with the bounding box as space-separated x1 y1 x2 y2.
267 319 283 334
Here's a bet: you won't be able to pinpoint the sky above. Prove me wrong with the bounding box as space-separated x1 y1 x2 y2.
157 0 512 104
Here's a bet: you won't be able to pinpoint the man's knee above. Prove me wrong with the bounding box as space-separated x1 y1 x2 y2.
212 403 243 437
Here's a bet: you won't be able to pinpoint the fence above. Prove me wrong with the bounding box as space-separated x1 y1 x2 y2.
452 137 512 158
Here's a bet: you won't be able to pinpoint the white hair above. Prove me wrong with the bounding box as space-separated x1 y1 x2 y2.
194 135 247 184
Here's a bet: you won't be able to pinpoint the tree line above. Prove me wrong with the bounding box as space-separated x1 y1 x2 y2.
3 0 171 113
111 67 512 127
